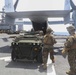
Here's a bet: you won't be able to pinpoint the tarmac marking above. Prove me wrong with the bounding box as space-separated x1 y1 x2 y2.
0 56 56 75
0 56 11 61
47 55 56 75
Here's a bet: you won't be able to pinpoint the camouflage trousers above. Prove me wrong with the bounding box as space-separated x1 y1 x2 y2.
42 47 54 64
68 49 76 73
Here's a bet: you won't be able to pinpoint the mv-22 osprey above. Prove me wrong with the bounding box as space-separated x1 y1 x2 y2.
1 0 73 34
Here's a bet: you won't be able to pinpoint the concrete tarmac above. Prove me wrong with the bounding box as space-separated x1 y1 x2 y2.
0 33 69 75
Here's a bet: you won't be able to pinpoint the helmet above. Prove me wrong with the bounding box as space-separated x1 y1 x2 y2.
46 27 53 33
39 30 43 35
67 25 75 32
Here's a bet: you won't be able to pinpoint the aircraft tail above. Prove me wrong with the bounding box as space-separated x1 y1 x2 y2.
64 0 70 24
64 0 70 10
5 0 14 12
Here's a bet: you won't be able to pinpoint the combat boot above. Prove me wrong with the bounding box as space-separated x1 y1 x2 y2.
43 64 47 69
52 59 55 63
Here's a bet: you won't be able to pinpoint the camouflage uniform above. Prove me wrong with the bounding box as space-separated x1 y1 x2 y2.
42 27 57 69
62 25 76 75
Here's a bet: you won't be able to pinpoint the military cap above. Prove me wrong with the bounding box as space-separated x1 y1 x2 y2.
46 27 53 33
67 25 75 32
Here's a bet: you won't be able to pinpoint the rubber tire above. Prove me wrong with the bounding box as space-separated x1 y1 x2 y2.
11 50 17 62
37 51 43 63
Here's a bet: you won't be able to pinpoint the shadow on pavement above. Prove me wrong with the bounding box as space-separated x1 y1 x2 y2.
2 38 9 42
0 45 11 53
5 60 47 73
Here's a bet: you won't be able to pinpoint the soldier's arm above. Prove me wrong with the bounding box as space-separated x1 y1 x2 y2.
64 36 74 48
51 35 57 45
62 36 74 53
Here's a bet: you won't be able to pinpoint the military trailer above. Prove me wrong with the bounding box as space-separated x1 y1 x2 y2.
11 32 43 63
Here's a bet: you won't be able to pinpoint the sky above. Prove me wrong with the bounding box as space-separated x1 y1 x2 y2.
0 0 76 11
0 0 76 33
0 0 65 11
16 0 65 11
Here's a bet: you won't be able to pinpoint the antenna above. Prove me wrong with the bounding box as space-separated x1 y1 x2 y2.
14 0 19 11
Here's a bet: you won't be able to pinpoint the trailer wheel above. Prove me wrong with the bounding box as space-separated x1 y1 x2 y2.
11 50 17 62
37 51 43 63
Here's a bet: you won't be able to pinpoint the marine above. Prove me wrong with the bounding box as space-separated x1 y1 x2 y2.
42 27 57 69
62 25 76 75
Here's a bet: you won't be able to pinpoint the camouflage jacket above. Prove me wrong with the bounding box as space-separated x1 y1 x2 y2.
43 34 57 46
64 34 76 51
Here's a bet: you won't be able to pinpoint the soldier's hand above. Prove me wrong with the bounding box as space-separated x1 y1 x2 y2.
61 48 68 58
62 49 66 54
